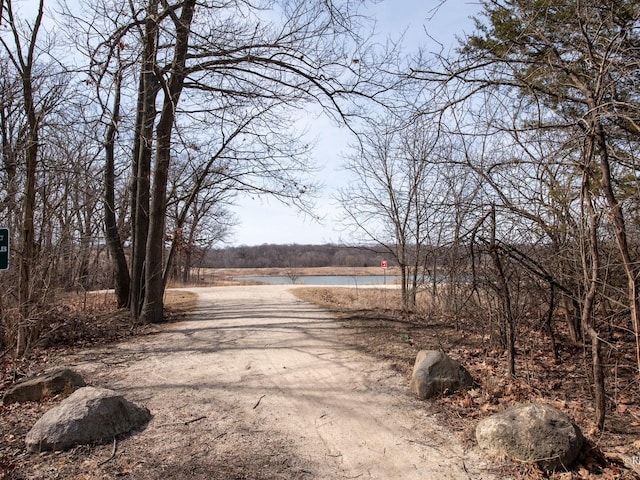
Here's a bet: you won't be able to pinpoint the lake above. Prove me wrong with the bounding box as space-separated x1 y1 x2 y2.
236 275 401 286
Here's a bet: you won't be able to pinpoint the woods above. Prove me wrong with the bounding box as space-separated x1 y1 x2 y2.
0 0 385 349
338 0 640 432
1 0 640 435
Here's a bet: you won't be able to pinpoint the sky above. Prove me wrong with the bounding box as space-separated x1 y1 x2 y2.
7 0 481 247
231 0 481 246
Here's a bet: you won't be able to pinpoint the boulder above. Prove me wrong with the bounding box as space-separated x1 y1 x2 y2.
25 386 152 452
409 350 474 399
475 403 584 471
2 368 86 405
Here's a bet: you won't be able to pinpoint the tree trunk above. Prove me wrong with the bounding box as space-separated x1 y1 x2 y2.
399 262 409 309
139 0 196 324
104 65 130 308
593 117 640 374
183 246 192 284
139 131 170 323
17 105 37 356
16 1 45 355
544 283 558 361
490 205 515 378
130 0 159 321
582 169 606 430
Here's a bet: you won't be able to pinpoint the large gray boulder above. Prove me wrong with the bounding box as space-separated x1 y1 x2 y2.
25 386 152 452
476 403 584 471
2 368 85 405
409 350 474 399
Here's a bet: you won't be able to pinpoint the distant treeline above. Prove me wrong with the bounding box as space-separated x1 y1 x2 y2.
205 244 390 268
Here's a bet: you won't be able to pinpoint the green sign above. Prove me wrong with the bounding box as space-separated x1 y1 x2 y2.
0 228 8 270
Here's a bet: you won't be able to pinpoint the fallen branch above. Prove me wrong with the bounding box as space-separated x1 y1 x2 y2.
184 415 207 425
406 438 441 451
97 438 118 466
156 416 207 428
253 394 266 409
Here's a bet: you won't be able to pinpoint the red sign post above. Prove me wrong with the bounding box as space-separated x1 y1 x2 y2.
380 260 387 285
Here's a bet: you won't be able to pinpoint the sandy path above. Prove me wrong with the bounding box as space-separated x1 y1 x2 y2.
69 285 496 479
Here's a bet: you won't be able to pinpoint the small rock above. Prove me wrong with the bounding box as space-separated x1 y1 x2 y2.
409 350 474 399
475 403 584 471
25 386 152 452
2 369 85 405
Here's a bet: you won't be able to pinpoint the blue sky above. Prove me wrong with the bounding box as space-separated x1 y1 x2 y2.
7 0 481 247
231 0 481 246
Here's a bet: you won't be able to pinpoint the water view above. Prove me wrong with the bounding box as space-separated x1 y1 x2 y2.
237 275 400 286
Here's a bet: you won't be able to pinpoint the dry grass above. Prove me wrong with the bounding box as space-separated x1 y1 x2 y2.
184 266 401 285
164 289 199 311
294 285 414 310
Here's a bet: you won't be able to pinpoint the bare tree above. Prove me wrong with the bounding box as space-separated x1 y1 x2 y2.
47 0 395 328
124 0 389 323
403 0 640 428
339 114 449 309
59 0 142 307
0 0 45 355
0 0 71 354
165 148 237 285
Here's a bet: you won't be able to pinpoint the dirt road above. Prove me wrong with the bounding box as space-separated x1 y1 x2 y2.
67 285 497 479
